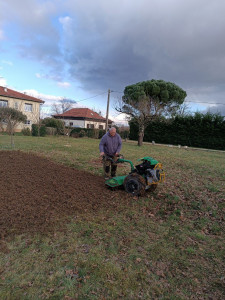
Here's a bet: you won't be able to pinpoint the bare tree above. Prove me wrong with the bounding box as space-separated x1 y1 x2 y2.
173 102 190 117
60 121 72 137
91 106 103 117
51 98 76 137
51 98 76 115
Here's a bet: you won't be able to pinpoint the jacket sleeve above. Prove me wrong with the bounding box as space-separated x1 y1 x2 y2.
99 135 106 152
116 135 122 153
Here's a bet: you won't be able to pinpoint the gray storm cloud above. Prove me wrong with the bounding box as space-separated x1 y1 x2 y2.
1 0 225 114
63 1 225 108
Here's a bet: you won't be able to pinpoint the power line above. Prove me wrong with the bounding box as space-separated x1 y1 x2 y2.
75 91 108 103
111 90 123 93
111 91 225 106
74 90 225 106
185 101 225 105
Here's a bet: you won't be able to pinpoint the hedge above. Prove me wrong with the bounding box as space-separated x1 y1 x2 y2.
32 124 47 137
129 113 225 150
70 128 105 139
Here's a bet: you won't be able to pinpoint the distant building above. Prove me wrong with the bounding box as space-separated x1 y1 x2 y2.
0 86 44 132
53 108 112 130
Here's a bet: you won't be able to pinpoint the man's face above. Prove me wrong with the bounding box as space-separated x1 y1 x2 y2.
109 129 116 136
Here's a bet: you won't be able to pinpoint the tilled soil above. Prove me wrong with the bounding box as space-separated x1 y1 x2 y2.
0 151 128 238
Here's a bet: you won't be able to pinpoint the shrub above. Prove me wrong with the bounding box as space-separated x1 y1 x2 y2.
71 132 79 138
119 130 129 139
42 118 64 134
32 124 46 137
45 127 57 135
70 128 106 139
98 129 105 139
32 124 38 136
79 130 86 137
21 128 31 136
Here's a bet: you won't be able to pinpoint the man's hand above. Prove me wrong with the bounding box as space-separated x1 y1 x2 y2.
100 152 104 157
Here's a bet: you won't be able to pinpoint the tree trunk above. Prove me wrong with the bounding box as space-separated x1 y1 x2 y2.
138 126 144 146
10 127 14 148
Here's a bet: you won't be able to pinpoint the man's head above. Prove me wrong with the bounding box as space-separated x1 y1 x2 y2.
109 127 116 136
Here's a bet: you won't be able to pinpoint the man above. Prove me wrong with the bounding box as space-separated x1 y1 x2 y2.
99 127 122 179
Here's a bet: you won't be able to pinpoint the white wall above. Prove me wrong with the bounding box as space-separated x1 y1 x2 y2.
61 119 106 129
84 120 106 129
63 119 85 128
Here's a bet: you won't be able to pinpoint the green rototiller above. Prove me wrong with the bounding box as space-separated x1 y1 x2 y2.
105 155 165 196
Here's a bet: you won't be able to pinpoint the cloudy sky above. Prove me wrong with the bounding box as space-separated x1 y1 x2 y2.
0 0 225 122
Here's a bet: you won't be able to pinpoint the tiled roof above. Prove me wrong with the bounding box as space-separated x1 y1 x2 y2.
53 108 106 120
0 86 44 103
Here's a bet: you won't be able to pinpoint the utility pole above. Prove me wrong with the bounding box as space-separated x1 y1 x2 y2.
105 89 110 132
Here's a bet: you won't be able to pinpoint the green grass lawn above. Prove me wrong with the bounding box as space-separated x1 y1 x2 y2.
0 135 224 299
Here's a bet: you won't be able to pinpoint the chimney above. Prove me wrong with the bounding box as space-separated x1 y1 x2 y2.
4 87 7 92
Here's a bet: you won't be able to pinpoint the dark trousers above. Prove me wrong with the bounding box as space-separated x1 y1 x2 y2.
103 155 117 178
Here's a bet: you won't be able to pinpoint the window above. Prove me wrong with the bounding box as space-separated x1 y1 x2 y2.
24 120 31 125
87 124 94 129
0 100 8 107
14 102 18 109
24 103 32 112
99 125 103 129
69 122 73 126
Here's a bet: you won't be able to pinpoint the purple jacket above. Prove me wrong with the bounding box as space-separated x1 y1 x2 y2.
99 132 122 156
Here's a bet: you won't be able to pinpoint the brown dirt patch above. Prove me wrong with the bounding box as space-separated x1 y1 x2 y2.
0 151 128 238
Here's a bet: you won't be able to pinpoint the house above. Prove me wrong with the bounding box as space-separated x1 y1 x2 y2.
53 108 112 130
0 86 44 132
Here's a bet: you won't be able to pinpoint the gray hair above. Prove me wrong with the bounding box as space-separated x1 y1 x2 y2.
109 127 116 132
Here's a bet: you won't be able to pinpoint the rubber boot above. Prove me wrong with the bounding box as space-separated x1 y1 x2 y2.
111 164 117 178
